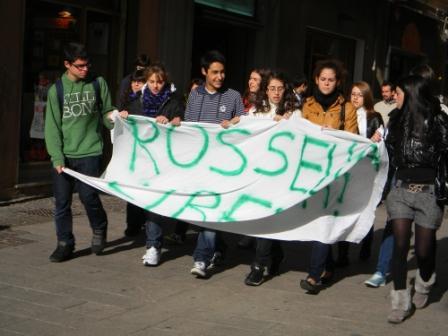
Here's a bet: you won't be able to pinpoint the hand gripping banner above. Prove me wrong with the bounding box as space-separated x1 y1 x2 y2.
64 115 388 243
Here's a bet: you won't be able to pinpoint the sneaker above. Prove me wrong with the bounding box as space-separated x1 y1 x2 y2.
49 241 74 262
142 246 161 266
365 272 386 288
207 251 224 270
245 264 265 286
190 261 207 278
164 233 185 246
91 230 106 255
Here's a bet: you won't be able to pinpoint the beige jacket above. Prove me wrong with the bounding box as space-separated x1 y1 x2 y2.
302 95 358 134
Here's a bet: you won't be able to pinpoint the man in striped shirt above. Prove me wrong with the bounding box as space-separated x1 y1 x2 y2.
187 50 244 278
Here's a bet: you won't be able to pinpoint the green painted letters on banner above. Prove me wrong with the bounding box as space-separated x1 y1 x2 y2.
129 118 160 175
172 191 221 221
254 131 295 176
167 125 209 168
220 194 272 222
290 136 333 194
209 129 251 176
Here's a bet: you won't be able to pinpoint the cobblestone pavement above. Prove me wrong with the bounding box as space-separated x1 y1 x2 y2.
0 194 447 335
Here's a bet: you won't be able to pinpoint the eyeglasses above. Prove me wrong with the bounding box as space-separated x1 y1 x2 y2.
71 62 91 70
351 92 363 98
268 86 285 93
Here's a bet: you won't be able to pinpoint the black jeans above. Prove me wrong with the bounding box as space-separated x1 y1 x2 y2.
52 155 107 245
254 238 283 267
174 220 189 238
126 202 146 230
337 227 374 260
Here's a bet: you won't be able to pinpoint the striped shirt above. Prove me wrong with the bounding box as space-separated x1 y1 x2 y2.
184 85 244 124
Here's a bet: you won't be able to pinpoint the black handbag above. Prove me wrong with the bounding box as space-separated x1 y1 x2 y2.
435 150 448 205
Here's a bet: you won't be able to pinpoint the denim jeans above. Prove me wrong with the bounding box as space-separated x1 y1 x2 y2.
376 220 394 276
145 212 162 249
193 230 226 265
53 155 107 245
193 230 216 264
145 212 177 248
308 241 334 282
375 174 397 276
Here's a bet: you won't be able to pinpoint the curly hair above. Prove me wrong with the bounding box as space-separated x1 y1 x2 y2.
253 71 295 116
313 59 347 88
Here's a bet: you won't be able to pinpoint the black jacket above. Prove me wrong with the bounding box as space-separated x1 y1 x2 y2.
120 92 144 115
153 92 184 120
366 111 384 139
386 107 448 171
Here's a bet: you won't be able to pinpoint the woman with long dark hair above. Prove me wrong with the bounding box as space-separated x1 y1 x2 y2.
242 68 270 112
385 75 448 323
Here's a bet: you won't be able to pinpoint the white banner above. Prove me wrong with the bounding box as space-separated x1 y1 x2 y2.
64 115 388 243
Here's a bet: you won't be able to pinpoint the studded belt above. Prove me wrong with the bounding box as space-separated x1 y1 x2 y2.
396 180 433 193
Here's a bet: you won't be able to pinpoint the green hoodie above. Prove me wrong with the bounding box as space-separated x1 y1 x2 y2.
44 73 115 168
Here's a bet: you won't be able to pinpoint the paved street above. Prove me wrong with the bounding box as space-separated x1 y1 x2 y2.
0 194 447 335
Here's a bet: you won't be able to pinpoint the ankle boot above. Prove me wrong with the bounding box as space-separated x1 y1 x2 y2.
413 270 436 309
388 289 412 324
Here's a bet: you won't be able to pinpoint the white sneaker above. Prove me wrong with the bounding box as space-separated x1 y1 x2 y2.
142 247 161 266
190 261 207 278
364 272 386 288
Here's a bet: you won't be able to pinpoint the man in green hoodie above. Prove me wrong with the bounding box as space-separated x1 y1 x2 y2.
44 43 116 262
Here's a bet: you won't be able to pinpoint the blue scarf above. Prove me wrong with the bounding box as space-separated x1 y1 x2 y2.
142 85 171 117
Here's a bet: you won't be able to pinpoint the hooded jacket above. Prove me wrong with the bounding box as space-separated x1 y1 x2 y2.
44 73 114 168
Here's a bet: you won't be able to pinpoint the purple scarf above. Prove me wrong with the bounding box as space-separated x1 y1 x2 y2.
142 85 171 117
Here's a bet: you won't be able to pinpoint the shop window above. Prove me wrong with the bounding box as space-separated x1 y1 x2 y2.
20 1 118 185
21 1 81 167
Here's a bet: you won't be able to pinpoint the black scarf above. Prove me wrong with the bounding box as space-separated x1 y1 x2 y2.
314 89 339 112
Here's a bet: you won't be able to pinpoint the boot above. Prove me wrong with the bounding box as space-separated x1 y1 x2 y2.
91 229 107 255
387 289 412 324
413 270 436 309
